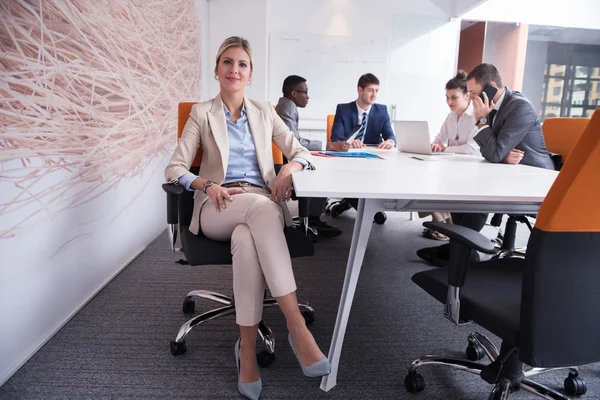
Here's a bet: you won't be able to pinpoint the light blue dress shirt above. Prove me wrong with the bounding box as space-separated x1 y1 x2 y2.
178 104 307 192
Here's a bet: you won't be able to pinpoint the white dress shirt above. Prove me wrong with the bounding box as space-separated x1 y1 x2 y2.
434 103 481 155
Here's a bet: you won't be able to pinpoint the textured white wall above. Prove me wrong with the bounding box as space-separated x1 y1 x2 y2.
0 0 204 384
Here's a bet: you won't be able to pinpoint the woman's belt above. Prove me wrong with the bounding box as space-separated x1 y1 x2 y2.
221 181 264 189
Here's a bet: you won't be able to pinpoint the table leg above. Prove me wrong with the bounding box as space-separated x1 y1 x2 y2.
320 198 381 391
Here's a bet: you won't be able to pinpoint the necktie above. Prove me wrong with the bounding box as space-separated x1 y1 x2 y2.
356 112 367 141
488 109 497 128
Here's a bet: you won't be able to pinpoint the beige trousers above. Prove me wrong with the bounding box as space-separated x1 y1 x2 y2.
200 186 297 326
418 211 452 222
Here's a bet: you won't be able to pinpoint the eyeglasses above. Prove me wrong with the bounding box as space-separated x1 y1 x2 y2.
293 89 308 94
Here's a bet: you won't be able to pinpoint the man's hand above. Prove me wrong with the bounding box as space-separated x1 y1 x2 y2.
270 163 296 203
377 140 394 149
327 141 350 152
206 185 245 212
431 141 446 152
351 139 365 148
472 91 495 122
502 149 524 165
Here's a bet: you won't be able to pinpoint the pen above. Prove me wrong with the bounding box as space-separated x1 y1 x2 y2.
411 156 425 161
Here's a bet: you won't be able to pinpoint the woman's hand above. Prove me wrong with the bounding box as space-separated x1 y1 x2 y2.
431 141 446 152
270 164 297 203
206 185 245 212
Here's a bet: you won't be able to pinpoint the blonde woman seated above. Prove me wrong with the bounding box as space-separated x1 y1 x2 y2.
422 71 481 241
165 36 330 400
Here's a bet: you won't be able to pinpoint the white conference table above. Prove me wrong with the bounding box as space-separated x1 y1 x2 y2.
291 149 559 392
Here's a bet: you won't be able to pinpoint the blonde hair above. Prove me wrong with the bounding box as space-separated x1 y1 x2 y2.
215 36 253 72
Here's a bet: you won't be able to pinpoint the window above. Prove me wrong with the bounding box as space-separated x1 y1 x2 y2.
539 63 600 121
524 27 600 121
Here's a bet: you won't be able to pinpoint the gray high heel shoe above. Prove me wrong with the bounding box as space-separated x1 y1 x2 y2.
235 338 262 400
288 333 331 377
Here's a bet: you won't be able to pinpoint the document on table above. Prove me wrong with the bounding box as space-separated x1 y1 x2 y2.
313 151 383 159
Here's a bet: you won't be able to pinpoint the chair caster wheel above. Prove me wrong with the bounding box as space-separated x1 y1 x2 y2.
405 371 425 393
466 343 485 361
374 211 387 225
302 309 315 325
564 371 587 396
257 350 276 367
182 298 195 314
170 340 187 356
329 203 342 218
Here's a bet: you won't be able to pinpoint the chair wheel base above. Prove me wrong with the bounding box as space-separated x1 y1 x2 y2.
374 211 387 225
170 340 187 356
564 371 587 396
405 371 425 393
466 343 486 361
257 350 276 367
302 309 315 325
182 298 195 314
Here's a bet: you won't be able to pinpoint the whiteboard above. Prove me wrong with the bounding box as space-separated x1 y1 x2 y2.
268 33 389 121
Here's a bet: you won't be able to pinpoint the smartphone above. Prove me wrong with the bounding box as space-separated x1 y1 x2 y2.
480 83 498 103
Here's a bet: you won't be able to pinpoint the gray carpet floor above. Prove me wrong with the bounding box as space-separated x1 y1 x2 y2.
2 210 599 399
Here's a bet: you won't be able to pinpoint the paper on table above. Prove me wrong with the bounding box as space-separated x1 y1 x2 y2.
317 151 383 159
345 125 363 144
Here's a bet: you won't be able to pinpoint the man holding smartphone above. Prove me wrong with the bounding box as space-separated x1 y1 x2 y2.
417 63 553 268
468 63 554 170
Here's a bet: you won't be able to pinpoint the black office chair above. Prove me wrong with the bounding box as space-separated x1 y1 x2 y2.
165 103 316 367
404 109 600 399
489 213 532 259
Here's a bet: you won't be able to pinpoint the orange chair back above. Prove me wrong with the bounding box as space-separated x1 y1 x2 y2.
326 114 335 142
178 102 203 166
536 109 600 232
178 102 284 167
542 117 590 163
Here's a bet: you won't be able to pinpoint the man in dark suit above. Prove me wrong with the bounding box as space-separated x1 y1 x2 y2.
276 75 343 237
417 63 554 267
330 73 396 148
327 73 396 218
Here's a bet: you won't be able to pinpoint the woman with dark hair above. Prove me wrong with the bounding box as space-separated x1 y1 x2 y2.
431 71 480 155
422 71 481 241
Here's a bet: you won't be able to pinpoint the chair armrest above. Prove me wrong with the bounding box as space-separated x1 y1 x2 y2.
424 222 495 254
162 183 184 224
548 152 563 171
162 183 184 195
424 221 495 325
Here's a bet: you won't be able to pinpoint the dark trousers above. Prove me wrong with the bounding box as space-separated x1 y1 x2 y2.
308 198 327 218
451 212 488 232
434 213 488 259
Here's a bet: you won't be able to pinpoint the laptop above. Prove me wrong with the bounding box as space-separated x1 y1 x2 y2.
394 120 454 156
